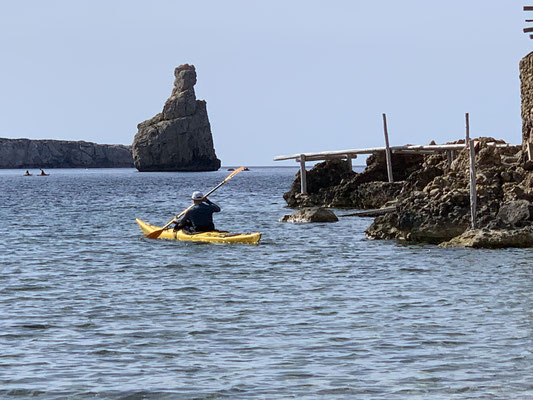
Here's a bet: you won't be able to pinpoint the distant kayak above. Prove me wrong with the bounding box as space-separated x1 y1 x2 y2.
136 219 261 244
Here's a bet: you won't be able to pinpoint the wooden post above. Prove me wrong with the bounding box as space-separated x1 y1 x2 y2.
345 155 352 172
527 142 533 162
299 154 307 194
446 150 453 169
382 113 393 182
466 113 477 229
465 112 470 147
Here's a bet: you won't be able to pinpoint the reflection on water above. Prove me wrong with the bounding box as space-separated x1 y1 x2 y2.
1 168 532 399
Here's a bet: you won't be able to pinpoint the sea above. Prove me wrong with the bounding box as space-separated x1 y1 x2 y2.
1 167 532 399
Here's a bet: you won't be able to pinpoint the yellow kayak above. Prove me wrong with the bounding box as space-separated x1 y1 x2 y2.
136 219 261 244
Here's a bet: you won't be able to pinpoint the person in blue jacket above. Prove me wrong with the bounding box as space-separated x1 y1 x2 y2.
174 191 221 233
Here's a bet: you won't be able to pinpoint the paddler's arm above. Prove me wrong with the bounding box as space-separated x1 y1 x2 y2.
204 198 221 212
173 211 192 230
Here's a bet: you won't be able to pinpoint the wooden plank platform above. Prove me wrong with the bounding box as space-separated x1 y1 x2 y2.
339 206 397 218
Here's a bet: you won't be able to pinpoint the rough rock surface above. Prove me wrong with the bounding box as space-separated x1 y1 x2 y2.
440 227 533 248
280 207 338 223
281 136 533 247
366 138 529 246
283 153 423 208
520 51 533 157
0 138 133 168
132 64 220 171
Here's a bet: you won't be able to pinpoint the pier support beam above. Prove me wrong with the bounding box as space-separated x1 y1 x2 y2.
299 154 307 194
382 113 393 182
466 113 477 229
446 150 453 169
345 155 352 172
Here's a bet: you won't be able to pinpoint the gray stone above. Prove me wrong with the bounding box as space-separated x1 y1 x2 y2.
132 64 220 172
497 200 533 227
441 228 533 248
280 207 338 223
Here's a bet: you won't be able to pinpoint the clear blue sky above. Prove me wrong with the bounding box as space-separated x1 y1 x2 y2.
0 0 530 166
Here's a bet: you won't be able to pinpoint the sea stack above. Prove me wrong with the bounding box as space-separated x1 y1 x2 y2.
132 64 221 171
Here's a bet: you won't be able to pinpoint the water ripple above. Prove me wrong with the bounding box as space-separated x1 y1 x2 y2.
0 168 533 399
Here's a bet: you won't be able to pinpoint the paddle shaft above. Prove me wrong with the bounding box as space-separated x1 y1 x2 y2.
146 167 245 238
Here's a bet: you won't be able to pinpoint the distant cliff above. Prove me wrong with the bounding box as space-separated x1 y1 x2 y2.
132 64 221 171
0 138 133 168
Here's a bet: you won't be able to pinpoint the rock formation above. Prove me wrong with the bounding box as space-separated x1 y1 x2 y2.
132 64 221 171
281 138 533 248
0 138 133 168
278 52 533 248
366 138 529 246
520 51 533 157
283 153 424 209
280 207 339 223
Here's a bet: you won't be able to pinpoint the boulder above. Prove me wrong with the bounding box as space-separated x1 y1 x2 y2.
0 138 133 168
280 207 338 223
441 228 533 248
283 153 423 209
132 64 221 171
366 138 533 246
496 200 533 227
283 159 355 207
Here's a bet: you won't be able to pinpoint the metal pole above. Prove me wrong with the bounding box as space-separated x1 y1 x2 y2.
382 113 393 182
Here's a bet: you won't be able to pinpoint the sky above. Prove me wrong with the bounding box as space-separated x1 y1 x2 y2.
0 0 531 166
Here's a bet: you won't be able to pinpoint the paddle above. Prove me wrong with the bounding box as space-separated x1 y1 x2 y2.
146 166 245 239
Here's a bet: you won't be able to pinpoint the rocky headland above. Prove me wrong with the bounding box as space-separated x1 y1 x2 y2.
283 138 533 248
280 50 533 248
0 138 133 168
132 64 220 172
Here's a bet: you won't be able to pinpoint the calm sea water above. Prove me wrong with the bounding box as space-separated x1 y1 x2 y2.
1 167 533 399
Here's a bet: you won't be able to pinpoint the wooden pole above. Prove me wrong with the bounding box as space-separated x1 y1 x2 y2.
345 155 352 172
446 150 453 169
382 113 393 182
466 113 477 229
465 112 470 147
299 154 307 194
527 142 533 162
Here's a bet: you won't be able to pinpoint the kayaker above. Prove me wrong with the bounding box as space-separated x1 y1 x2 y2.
39 169 47 176
173 191 221 233
24 170 31 176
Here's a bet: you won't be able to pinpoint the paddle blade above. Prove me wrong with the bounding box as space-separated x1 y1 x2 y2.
224 166 245 182
146 228 165 239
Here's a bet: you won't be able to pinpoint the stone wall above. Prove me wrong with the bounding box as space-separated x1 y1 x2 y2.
520 51 533 156
0 138 133 168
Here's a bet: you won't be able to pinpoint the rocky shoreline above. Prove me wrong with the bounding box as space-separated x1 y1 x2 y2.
0 138 133 168
283 138 533 248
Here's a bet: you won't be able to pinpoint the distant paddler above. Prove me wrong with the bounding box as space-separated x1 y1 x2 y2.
39 168 49 176
23 170 32 176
